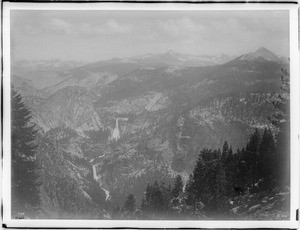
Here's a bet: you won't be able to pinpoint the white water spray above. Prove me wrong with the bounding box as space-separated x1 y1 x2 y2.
111 118 120 141
92 164 111 201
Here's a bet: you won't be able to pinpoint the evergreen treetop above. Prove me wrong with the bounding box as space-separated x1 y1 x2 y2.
11 89 41 218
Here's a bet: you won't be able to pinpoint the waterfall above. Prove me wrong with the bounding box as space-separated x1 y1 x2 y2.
92 164 99 180
92 164 110 201
111 118 120 140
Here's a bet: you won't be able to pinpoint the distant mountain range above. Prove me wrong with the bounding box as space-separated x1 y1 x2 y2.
12 48 287 93
11 47 289 218
110 49 234 67
11 59 85 89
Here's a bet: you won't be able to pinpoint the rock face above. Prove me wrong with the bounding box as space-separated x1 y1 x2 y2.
12 48 288 218
27 87 103 133
12 75 48 98
36 127 108 219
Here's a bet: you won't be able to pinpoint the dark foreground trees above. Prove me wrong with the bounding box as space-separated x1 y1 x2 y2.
172 175 183 198
122 193 136 218
11 89 41 218
117 125 289 219
185 128 281 216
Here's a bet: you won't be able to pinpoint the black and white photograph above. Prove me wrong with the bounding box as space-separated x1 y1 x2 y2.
2 2 299 228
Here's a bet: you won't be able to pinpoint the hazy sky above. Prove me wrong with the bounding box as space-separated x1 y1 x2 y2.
11 10 289 62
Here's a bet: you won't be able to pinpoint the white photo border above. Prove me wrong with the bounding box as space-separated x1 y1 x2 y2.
2 2 299 228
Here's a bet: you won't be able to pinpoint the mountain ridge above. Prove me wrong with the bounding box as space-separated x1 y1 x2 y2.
238 47 287 63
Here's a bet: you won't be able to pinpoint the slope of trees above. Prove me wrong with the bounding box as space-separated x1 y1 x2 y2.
11 89 41 218
115 124 289 219
172 175 183 198
185 126 287 218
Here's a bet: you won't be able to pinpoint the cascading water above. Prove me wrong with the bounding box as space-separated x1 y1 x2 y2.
92 164 111 201
111 118 120 141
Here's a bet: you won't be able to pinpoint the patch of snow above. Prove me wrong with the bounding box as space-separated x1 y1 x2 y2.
177 56 187 62
232 206 240 214
249 204 261 211
129 168 146 178
164 66 186 74
104 213 111 219
240 55 248 60
83 191 92 200
278 192 289 196
140 67 156 70
145 93 164 111
139 53 154 58
119 58 136 63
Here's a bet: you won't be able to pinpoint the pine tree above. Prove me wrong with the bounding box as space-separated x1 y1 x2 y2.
184 174 196 207
228 146 233 160
152 181 165 213
221 141 229 162
159 182 173 218
143 183 152 213
225 146 235 196
215 161 227 211
188 149 224 215
111 205 121 219
259 128 276 189
140 197 147 214
141 181 166 218
246 128 261 187
11 89 41 218
172 175 183 198
191 153 206 203
215 148 222 159
248 128 260 153
123 193 136 218
235 148 248 190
